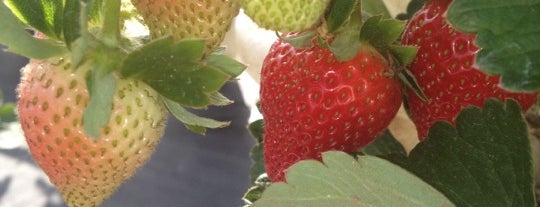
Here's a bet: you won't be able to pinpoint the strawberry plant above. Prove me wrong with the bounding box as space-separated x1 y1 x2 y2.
1 0 244 206
1 0 540 206
245 0 540 206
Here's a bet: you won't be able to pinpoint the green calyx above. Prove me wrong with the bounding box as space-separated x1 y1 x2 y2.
319 0 417 65
278 0 414 65
321 0 424 100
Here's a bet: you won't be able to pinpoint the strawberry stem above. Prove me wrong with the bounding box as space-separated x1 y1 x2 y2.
101 0 121 47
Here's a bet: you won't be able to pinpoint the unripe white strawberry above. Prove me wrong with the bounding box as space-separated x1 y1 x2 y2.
239 0 331 32
131 0 240 54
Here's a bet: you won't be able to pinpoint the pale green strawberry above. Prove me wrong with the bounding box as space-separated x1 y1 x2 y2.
131 0 240 54
239 0 331 32
18 56 168 207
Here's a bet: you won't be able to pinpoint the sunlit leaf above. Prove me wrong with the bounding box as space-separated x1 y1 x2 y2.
255 151 454 207
0 3 67 58
163 97 230 135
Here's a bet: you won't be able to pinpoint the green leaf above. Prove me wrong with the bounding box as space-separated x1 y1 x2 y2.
243 173 272 206
207 92 233 106
205 53 246 78
63 0 83 48
255 151 454 207
396 0 427 20
398 69 427 101
358 130 407 156
389 45 418 66
121 38 230 108
447 0 540 92
0 3 67 58
80 42 125 139
4 0 64 40
280 31 317 48
82 68 116 139
329 23 360 62
388 99 535 207
361 0 391 18
329 8 362 62
248 119 265 182
163 97 230 135
183 124 207 135
63 0 104 48
325 0 358 32
360 15 405 50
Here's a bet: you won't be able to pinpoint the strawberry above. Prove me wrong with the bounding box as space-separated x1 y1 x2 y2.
260 38 402 182
17 56 168 207
239 0 331 32
401 0 538 140
131 0 240 54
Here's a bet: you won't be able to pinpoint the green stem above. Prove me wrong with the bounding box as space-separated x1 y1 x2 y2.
101 0 121 47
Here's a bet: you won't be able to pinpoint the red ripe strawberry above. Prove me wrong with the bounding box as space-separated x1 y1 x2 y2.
131 0 240 54
401 0 538 140
260 38 403 182
18 57 168 206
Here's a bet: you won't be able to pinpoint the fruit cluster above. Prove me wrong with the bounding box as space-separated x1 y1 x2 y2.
7 0 244 206
252 0 538 182
2 0 538 206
